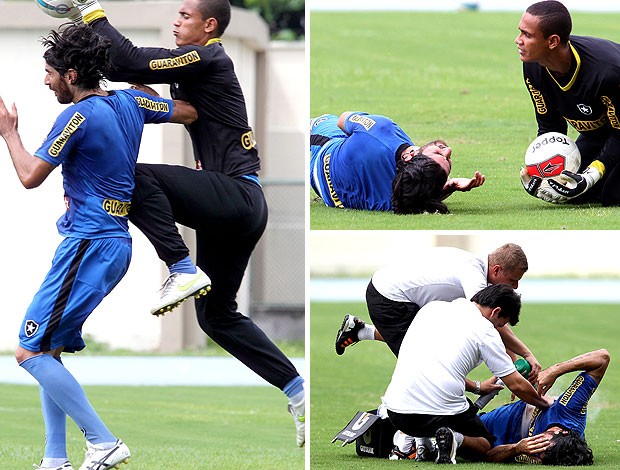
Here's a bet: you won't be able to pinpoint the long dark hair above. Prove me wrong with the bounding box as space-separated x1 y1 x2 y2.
541 430 594 466
391 156 448 214
42 23 110 89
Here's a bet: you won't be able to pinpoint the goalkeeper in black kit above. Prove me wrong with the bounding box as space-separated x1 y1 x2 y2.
71 0 306 447
516 1 620 206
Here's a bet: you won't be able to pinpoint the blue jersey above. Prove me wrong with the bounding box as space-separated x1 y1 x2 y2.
309 112 413 211
480 372 598 448
35 89 173 238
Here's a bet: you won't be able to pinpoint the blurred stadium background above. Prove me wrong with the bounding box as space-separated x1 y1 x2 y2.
310 231 620 291
311 0 620 12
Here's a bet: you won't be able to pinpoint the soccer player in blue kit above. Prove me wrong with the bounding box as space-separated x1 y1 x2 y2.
310 111 485 213
0 24 196 470
481 349 609 465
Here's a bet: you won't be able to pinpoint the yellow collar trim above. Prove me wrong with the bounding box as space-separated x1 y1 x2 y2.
205 38 222 46
546 41 581 92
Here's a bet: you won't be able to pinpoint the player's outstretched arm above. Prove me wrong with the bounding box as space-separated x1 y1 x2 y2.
0 97 54 188
441 171 485 200
537 349 610 395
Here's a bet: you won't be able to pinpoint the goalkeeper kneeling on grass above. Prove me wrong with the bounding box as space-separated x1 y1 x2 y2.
479 348 608 465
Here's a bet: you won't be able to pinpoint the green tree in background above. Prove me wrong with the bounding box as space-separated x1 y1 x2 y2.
231 0 304 40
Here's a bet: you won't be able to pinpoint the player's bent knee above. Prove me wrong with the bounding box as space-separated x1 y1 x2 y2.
15 346 38 364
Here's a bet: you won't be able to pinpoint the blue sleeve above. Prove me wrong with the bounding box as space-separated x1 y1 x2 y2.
34 106 87 166
537 372 597 437
126 89 174 124
343 112 414 151
342 111 370 135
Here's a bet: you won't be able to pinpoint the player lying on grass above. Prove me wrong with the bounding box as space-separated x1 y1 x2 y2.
382 284 551 464
310 112 485 213
479 348 609 465
516 1 620 205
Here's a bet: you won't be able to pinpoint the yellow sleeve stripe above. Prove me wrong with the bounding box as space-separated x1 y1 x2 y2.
83 9 106 24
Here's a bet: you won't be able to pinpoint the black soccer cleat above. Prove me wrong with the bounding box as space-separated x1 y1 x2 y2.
435 427 457 464
335 314 365 355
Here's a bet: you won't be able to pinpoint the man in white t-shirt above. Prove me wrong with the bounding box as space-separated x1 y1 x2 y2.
383 284 552 464
335 244 541 378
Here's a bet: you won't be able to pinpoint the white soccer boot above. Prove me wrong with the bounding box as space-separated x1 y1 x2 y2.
34 461 74 470
151 267 211 316
288 397 306 447
79 439 130 470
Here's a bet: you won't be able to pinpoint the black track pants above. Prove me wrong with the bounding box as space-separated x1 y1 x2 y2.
129 163 300 389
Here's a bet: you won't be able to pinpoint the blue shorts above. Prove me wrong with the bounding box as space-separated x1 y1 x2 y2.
309 114 346 202
19 237 132 353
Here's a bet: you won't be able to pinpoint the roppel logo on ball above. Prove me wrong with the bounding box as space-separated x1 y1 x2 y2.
530 134 571 153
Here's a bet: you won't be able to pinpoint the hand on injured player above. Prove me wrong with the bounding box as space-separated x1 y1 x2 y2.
515 433 552 457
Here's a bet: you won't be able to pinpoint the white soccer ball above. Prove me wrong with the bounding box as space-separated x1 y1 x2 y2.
35 0 78 18
524 132 581 178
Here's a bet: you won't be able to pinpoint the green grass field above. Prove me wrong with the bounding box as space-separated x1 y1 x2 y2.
310 11 620 229
0 384 304 469
310 300 620 468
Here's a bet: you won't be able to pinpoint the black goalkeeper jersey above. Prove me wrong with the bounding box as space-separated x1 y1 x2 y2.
523 35 620 170
91 18 261 178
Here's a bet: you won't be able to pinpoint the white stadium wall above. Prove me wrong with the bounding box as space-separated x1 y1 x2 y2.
0 2 305 352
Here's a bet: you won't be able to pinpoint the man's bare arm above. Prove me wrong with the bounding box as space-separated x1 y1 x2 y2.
487 434 549 463
537 349 610 394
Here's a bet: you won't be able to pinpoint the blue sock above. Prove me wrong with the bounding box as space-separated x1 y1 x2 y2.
20 354 115 444
40 358 68 459
41 389 67 459
168 256 197 275
283 376 305 403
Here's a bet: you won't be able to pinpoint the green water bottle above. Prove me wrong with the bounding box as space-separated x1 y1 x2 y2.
514 358 532 378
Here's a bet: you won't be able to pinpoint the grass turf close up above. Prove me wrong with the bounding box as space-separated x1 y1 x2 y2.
0 384 305 469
